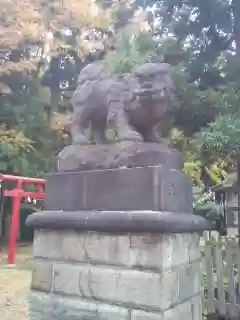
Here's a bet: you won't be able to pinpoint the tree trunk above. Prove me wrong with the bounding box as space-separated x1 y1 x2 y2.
232 0 240 56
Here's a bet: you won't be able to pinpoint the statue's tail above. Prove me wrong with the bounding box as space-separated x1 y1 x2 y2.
77 62 111 85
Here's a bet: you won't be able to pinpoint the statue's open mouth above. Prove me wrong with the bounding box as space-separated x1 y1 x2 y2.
134 88 156 95
134 88 166 100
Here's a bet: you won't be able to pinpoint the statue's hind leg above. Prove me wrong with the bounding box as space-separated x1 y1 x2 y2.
70 108 91 145
113 111 143 142
107 83 143 142
142 127 161 143
142 124 169 146
91 121 108 144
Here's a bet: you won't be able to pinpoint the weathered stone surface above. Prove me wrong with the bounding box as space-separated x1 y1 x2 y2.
53 264 80 296
52 263 177 310
126 233 191 270
131 309 163 320
29 291 129 320
29 291 201 320
177 262 201 302
29 228 205 320
31 258 201 312
57 142 183 172
28 57 206 320
70 61 175 145
49 261 200 311
163 300 192 320
191 295 203 320
96 304 129 320
27 210 213 234
31 260 53 292
33 230 67 260
188 234 201 262
45 166 192 213
157 169 192 214
33 230 200 270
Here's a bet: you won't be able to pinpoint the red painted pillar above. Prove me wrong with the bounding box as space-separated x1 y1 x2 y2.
37 182 44 193
8 180 22 265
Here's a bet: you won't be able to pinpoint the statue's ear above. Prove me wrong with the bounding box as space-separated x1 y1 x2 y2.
157 63 170 72
160 63 170 68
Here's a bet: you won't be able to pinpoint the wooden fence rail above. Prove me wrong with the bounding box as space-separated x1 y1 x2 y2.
202 234 240 319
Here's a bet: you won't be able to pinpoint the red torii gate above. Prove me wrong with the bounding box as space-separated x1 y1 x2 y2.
0 174 46 265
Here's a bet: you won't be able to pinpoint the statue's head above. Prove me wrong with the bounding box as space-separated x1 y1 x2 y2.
132 63 176 104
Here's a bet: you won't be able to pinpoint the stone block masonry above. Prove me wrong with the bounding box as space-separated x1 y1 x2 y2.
29 228 204 320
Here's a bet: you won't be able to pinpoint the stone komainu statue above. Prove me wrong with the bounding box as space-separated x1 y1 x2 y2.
71 61 176 144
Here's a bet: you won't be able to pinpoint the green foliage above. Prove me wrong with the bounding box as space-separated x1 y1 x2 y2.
193 191 223 221
199 115 240 155
105 28 231 197
150 0 240 163
197 86 240 155
105 29 156 75
170 128 228 190
155 0 239 85
192 189 225 233
0 80 63 176
0 0 111 177
0 0 239 206
0 126 34 174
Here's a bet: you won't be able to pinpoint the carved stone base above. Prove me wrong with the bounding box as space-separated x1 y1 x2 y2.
57 142 183 172
45 165 192 213
26 211 212 320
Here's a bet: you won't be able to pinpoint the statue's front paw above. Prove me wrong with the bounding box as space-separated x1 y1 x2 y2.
72 134 90 145
159 138 170 147
146 136 161 143
120 130 143 142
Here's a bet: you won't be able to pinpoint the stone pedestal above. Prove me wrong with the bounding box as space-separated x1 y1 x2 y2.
27 211 211 320
57 142 183 172
45 166 192 213
26 142 212 320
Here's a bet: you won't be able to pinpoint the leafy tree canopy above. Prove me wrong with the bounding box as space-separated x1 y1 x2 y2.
1 0 240 200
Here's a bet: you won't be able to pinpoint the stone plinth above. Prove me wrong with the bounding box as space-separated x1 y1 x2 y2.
46 142 190 213
45 166 192 213
26 211 212 320
27 142 212 319
57 142 183 172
